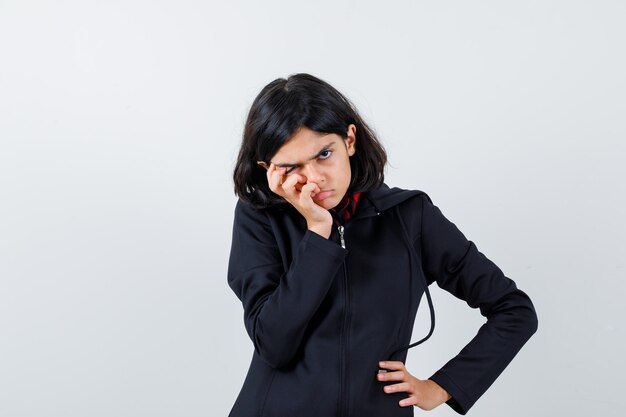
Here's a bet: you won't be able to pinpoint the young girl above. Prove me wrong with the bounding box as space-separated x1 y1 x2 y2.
227 73 538 416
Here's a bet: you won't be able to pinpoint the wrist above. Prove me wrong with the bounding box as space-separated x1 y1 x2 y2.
307 222 332 239
428 379 451 402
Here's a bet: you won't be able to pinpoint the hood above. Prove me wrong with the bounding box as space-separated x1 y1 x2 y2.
354 182 427 220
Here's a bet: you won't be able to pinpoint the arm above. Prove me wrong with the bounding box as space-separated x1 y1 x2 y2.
419 194 539 415
227 199 347 369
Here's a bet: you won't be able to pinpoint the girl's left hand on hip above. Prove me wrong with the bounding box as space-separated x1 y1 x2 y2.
377 360 451 410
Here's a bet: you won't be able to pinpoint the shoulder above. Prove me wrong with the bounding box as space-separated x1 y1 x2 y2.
232 198 272 231
363 183 433 214
233 198 297 229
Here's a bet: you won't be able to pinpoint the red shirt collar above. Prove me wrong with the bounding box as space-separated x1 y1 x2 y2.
330 191 361 226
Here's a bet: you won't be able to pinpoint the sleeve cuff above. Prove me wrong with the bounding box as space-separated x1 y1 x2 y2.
303 228 348 260
429 370 473 415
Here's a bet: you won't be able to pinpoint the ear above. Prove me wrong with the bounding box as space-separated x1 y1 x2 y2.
345 123 357 156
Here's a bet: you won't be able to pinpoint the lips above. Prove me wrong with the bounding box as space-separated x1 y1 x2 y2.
313 190 334 201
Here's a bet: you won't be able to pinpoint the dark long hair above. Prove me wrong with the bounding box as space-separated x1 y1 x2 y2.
233 73 387 209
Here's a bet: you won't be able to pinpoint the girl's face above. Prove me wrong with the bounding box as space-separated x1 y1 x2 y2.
269 124 357 210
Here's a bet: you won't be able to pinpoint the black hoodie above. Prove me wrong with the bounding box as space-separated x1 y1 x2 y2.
227 183 538 416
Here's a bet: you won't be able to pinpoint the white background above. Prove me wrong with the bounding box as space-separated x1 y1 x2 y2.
1 1 624 416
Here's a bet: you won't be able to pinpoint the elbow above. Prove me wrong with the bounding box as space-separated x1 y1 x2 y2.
520 291 539 338
527 307 539 338
488 293 539 343
515 301 539 341
515 302 538 342
254 337 298 369
499 289 539 339
246 305 305 369
251 319 300 369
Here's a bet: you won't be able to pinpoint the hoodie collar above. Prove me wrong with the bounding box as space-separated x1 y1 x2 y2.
267 183 425 221
352 183 425 220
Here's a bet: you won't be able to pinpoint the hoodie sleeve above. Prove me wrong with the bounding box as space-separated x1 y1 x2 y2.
419 193 538 415
227 199 347 369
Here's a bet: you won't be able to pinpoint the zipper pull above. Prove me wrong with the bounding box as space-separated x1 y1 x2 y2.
338 225 346 248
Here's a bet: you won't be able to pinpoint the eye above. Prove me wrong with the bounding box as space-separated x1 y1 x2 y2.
285 166 297 175
318 150 332 160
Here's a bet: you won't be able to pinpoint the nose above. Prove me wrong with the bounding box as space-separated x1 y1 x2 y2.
303 163 324 184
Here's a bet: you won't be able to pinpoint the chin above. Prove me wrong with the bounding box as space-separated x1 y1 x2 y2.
327 197 344 210
317 198 338 210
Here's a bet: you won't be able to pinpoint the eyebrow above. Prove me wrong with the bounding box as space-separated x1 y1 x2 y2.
273 141 335 168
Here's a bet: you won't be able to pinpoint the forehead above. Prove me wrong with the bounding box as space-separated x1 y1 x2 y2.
272 128 341 160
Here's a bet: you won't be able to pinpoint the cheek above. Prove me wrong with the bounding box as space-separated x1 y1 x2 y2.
322 158 351 185
338 160 352 182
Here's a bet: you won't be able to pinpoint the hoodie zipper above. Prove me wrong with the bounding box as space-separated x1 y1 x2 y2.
337 224 350 417
338 225 345 248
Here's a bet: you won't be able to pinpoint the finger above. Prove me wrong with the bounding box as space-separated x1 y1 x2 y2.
282 172 303 188
294 178 305 192
300 182 320 205
377 370 406 382
281 173 306 197
378 361 405 371
383 382 411 394
266 162 276 183
299 182 319 202
399 396 418 407
268 164 286 191
294 176 312 193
